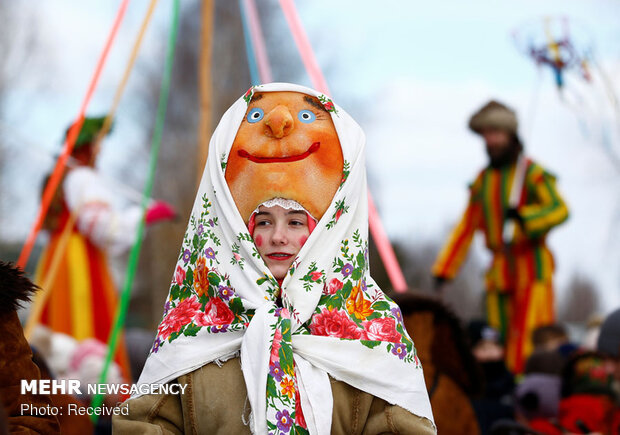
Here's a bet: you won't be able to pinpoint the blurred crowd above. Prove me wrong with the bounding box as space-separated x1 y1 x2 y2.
395 292 620 435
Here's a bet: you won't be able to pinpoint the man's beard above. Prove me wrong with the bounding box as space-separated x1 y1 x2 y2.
487 140 521 169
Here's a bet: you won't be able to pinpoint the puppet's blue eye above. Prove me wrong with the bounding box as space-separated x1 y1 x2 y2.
247 108 264 123
298 110 316 124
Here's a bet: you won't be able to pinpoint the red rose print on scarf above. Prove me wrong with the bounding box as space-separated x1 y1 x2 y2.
323 278 343 295
174 265 186 286
310 271 323 281
361 317 401 343
310 307 362 339
194 297 235 326
158 296 202 339
324 278 343 295
270 328 283 364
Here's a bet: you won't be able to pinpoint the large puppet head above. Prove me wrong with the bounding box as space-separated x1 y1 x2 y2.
225 91 344 223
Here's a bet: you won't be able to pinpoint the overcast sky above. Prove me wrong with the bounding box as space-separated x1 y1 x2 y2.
2 0 619 312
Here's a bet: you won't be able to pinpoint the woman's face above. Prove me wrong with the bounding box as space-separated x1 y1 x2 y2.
225 91 343 223
253 205 310 280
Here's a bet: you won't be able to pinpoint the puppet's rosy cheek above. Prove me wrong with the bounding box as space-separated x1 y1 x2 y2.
299 236 308 247
255 235 263 247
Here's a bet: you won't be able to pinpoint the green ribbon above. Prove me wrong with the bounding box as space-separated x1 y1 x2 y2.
90 0 180 422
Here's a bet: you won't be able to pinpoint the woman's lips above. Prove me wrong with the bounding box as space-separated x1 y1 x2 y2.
267 253 293 261
238 142 320 163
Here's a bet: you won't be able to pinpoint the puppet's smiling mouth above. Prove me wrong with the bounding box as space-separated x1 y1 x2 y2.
237 142 320 163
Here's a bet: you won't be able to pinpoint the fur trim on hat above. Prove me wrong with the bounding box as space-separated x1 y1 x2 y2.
468 100 518 135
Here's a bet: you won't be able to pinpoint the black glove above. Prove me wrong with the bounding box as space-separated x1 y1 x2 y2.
505 207 523 225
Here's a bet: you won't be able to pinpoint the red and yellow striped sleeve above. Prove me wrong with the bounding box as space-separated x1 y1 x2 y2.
432 190 483 280
519 165 569 238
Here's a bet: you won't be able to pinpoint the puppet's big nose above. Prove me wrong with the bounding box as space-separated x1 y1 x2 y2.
264 105 293 139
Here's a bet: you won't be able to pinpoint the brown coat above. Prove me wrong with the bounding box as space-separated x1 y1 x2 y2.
0 261 94 435
112 358 436 434
393 294 482 435
0 309 60 434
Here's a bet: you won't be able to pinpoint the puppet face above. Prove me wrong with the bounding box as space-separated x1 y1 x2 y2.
253 205 310 280
225 91 344 223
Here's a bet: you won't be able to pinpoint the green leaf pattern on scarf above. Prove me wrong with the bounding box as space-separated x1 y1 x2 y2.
326 198 349 230
339 160 350 190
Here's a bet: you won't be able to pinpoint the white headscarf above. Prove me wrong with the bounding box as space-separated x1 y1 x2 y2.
136 83 434 434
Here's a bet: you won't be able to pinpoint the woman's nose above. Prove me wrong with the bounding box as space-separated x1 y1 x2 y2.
264 105 294 139
271 226 288 245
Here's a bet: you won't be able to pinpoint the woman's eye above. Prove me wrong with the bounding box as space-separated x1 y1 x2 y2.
247 108 264 123
297 109 316 124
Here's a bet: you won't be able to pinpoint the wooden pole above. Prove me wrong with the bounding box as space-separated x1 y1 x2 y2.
198 0 214 185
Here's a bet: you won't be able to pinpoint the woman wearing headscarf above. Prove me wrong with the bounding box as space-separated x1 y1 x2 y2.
113 83 435 434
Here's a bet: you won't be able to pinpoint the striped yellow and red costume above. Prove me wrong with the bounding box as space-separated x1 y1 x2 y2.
34 199 131 383
432 158 568 373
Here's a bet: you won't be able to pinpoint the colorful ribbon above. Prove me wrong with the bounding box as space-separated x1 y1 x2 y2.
244 0 273 83
90 0 181 420
93 0 160 156
239 0 273 85
277 0 329 94
238 0 260 85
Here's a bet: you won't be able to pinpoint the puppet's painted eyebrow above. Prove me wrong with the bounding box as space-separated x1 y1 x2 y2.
303 96 327 112
250 93 264 104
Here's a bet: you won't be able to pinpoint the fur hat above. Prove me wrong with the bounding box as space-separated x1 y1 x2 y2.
468 100 518 135
597 308 620 357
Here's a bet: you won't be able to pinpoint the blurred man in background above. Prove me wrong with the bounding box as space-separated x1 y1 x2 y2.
432 100 569 373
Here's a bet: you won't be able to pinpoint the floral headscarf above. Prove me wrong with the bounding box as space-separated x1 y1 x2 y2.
136 83 434 434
